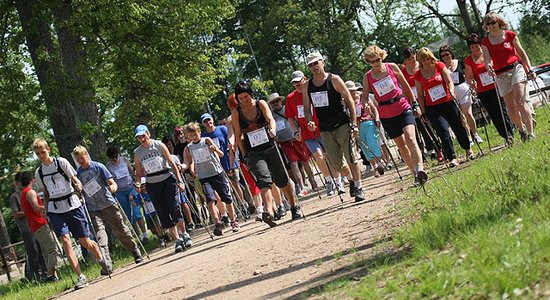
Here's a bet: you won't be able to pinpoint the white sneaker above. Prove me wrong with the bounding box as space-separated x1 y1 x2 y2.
326 181 335 196
75 274 88 290
473 133 484 143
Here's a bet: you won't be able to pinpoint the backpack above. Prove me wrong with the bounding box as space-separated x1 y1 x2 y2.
38 157 75 208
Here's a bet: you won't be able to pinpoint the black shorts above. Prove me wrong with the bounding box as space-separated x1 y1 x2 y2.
248 145 289 189
200 173 233 204
380 109 416 139
146 176 184 229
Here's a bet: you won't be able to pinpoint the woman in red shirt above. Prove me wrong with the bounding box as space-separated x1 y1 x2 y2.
481 12 536 141
464 33 514 142
415 47 474 167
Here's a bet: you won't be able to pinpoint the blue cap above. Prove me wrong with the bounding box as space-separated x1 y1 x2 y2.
135 125 149 137
200 113 213 123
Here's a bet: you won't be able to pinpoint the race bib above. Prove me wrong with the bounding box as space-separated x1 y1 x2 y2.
428 84 446 102
355 104 362 115
479 71 494 86
297 105 305 118
142 156 164 174
83 178 102 198
144 201 156 214
192 147 211 164
247 127 269 147
411 86 418 99
311 91 329 107
275 119 286 132
113 168 128 180
45 178 70 197
451 72 460 84
372 76 396 97
211 137 220 149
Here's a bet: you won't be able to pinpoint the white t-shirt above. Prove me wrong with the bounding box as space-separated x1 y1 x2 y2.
34 157 82 214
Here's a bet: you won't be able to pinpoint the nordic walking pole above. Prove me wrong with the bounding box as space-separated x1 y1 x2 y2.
137 192 165 247
491 71 513 146
182 178 214 240
315 139 345 203
296 140 322 200
374 126 403 180
113 196 149 260
80 197 111 279
273 140 307 218
531 77 550 122
473 97 493 152
46 220 75 285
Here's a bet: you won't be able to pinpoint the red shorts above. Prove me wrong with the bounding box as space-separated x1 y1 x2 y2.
239 162 260 196
279 140 310 162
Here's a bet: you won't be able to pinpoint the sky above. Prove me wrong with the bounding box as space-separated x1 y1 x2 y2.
438 1 522 27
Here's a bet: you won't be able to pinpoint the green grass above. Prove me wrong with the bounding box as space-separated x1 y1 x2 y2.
313 108 550 299
0 236 161 300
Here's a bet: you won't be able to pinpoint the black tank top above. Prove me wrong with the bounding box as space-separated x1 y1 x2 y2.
307 73 350 131
237 100 275 151
451 60 467 85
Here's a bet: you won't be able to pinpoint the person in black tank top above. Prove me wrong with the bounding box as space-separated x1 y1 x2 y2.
302 52 366 202
231 81 303 226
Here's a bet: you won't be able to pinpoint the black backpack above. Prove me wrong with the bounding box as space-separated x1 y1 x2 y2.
38 157 75 208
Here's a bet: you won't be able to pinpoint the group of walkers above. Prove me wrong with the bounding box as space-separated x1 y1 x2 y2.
9 11 539 292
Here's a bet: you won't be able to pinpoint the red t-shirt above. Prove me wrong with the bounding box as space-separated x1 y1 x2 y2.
414 61 453 106
20 187 47 233
481 30 518 73
401 66 418 99
464 54 495 93
284 89 320 141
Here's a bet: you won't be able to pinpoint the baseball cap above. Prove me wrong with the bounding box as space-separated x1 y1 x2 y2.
355 82 363 90
135 125 149 137
200 113 213 123
290 70 305 83
345 80 358 91
306 52 323 65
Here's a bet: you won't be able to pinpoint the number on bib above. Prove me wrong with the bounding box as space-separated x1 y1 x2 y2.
311 91 329 107
372 76 396 97
45 179 70 197
479 71 494 86
428 84 447 102
275 119 286 132
297 105 305 118
142 157 164 174
247 128 269 147
83 178 102 198
113 168 128 180
451 72 460 84
192 147 212 164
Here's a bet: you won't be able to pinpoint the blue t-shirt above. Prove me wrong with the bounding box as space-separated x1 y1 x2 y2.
201 126 237 171
77 161 117 212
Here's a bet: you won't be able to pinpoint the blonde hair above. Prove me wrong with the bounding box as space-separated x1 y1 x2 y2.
184 122 201 134
72 145 89 156
483 12 508 32
416 47 438 69
363 45 388 63
32 138 49 150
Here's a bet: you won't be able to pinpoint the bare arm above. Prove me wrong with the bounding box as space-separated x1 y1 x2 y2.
26 190 44 213
464 64 477 88
415 79 426 113
442 65 456 99
106 178 118 194
134 153 143 179
205 137 224 157
231 109 246 157
258 100 277 137
71 175 83 193
481 45 494 75
302 82 313 123
512 36 533 75
367 97 379 122
161 143 182 183
182 146 193 172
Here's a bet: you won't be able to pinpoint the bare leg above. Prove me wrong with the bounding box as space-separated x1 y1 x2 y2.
271 185 283 207
280 183 298 207
393 135 415 173
181 203 193 225
260 187 275 215
206 201 221 224
61 235 82 275
290 161 305 192
503 92 523 130
513 82 534 134
460 102 478 135
402 125 424 171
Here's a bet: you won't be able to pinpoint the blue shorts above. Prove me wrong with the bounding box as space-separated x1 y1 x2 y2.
178 191 188 204
304 137 324 154
48 206 90 239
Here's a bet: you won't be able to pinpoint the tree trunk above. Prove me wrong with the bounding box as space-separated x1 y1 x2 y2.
14 0 106 161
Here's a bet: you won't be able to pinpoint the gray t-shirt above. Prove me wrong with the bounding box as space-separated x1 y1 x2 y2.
77 161 117 212
272 106 295 142
187 138 224 179
9 191 31 234
106 157 134 192
134 139 172 184
34 157 82 214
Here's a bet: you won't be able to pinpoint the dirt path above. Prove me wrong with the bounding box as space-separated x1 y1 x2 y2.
55 170 411 300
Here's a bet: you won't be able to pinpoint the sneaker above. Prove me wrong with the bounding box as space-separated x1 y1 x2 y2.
449 159 459 167
277 205 287 218
290 206 303 220
469 140 474 147
75 274 88 290
283 199 291 211
43 275 59 283
527 133 536 141
520 130 528 142
255 215 263 222
386 163 393 170
159 237 166 247
100 260 112 276
413 176 420 187
261 212 278 228
353 187 366 202
326 180 335 196
429 150 437 160
466 150 476 160
183 232 193 248
213 223 224 236
473 133 484 143
186 223 195 231
174 239 185 253
243 208 251 220
376 164 385 176
221 215 230 227
349 181 357 197
133 250 143 264
248 204 256 214
337 181 346 195
231 220 240 233
417 170 428 186
298 189 309 197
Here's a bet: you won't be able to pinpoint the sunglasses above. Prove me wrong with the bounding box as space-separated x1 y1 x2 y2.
307 60 320 67
485 21 497 26
440 53 451 58
202 119 212 123
366 57 381 64
269 99 282 104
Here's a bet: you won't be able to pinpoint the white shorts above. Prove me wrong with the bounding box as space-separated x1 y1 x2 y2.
455 82 472 106
496 63 527 97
